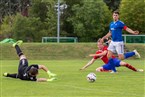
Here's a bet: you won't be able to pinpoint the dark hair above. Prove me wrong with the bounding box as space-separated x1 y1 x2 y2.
113 11 119 15
29 67 38 76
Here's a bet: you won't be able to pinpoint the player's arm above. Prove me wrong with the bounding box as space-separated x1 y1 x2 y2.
125 26 139 35
38 65 57 77
37 78 56 82
38 65 48 72
37 78 48 82
100 31 112 43
89 50 107 57
80 58 96 70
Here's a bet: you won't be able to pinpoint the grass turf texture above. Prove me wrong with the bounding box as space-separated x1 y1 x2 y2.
0 43 145 60
1 60 144 97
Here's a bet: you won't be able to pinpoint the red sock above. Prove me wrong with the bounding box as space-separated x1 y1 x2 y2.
125 64 137 71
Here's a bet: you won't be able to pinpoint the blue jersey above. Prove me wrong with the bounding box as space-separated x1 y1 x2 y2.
102 58 121 71
109 20 126 42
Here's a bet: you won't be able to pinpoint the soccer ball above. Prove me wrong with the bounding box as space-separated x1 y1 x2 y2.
87 73 96 82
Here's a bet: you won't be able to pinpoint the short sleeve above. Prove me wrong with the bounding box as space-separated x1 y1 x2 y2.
103 46 108 51
119 21 126 28
29 65 39 69
93 51 101 59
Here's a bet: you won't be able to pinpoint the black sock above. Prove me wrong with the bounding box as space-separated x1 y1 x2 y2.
7 73 19 78
15 45 23 57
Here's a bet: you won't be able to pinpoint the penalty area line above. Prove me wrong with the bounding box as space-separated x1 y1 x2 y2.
52 84 142 97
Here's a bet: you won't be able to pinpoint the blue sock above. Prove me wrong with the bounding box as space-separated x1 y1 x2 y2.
124 52 135 59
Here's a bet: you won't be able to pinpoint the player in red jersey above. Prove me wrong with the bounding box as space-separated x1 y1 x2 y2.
80 39 143 72
80 39 113 71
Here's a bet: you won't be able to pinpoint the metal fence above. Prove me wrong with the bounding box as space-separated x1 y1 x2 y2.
42 37 78 43
123 35 145 43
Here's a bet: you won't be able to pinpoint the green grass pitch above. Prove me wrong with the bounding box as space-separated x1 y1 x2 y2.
1 59 144 97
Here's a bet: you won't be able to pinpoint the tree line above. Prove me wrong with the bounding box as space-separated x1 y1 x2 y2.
0 0 144 42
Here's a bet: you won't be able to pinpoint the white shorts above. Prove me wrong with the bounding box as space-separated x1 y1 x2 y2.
108 41 124 54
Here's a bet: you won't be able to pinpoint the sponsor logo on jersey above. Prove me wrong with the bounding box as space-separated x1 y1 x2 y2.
111 28 115 30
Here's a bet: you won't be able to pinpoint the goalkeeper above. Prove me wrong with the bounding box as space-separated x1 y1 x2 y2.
3 40 57 82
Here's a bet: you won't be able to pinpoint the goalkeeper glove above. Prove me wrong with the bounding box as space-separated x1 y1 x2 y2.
47 77 56 82
47 71 57 78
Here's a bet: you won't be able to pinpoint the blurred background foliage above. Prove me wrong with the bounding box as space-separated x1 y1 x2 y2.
0 0 144 42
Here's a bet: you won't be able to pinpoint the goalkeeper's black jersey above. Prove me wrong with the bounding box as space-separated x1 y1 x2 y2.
18 64 39 81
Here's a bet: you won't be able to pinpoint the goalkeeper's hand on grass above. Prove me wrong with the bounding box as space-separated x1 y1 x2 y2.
47 71 57 78
47 77 56 82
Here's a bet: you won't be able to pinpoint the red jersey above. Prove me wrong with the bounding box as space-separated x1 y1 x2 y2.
93 46 115 64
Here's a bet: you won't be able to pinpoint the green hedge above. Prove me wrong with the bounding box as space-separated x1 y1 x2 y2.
0 43 144 60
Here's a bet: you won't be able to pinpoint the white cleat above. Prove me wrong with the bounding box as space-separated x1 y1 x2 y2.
133 50 141 58
110 71 118 74
137 69 144 72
